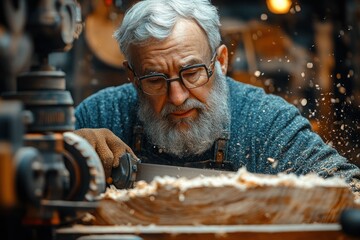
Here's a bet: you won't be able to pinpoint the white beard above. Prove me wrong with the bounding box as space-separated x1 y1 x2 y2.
137 63 230 157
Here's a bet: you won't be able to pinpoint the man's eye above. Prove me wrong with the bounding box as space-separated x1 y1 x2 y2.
146 77 164 84
185 70 198 76
142 77 166 90
182 68 202 81
184 72 198 79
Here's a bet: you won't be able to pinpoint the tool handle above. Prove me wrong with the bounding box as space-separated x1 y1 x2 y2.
110 153 139 189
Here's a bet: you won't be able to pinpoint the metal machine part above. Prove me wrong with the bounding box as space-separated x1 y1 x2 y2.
62 132 106 201
110 153 233 189
0 100 106 240
0 1 106 239
15 146 45 206
340 208 360 237
27 0 79 54
0 0 107 201
111 153 138 189
0 0 33 92
135 161 232 182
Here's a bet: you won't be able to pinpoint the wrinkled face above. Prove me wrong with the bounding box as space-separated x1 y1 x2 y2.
128 19 218 129
126 18 229 157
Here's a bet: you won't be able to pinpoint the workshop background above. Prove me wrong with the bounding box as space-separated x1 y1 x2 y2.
51 0 360 166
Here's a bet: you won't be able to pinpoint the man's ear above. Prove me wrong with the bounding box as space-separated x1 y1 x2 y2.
216 44 228 75
123 60 139 87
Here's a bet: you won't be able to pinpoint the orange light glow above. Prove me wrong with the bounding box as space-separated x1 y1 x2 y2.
266 0 292 14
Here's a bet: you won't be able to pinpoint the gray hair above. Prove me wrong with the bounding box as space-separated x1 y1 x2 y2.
113 0 222 63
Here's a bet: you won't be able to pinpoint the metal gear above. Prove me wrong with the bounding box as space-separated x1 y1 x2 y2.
62 132 106 202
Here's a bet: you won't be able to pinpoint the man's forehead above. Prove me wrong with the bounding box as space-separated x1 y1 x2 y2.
138 53 204 75
129 46 208 74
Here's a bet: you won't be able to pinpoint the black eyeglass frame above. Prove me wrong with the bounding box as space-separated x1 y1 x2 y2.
128 50 218 96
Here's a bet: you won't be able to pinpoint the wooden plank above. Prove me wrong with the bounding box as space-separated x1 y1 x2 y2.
86 169 359 226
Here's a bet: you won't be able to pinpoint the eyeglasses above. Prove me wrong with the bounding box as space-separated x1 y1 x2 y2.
128 51 217 95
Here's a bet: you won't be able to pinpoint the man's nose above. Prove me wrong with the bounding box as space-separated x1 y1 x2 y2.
167 80 189 106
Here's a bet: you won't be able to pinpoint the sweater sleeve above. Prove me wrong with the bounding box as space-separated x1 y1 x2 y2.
251 91 360 192
74 84 138 145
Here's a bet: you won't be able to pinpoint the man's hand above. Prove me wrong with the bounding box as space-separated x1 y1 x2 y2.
73 128 138 182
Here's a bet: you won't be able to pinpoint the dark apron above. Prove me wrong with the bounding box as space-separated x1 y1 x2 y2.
132 124 235 171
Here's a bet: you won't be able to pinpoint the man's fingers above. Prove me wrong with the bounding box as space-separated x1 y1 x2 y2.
112 150 122 168
73 128 136 181
96 144 114 179
127 148 140 162
106 135 134 168
73 128 97 147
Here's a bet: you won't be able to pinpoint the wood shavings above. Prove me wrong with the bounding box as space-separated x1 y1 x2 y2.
89 167 359 226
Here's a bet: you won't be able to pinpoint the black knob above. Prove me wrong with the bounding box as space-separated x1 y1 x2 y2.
340 208 360 237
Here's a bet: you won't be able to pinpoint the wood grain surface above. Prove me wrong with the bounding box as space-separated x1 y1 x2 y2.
85 168 359 226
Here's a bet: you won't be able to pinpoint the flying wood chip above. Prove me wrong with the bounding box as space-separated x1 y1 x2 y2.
86 168 359 226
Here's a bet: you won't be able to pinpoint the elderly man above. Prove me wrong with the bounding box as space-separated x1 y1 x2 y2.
74 0 360 192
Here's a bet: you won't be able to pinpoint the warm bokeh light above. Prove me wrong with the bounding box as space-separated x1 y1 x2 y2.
266 0 292 14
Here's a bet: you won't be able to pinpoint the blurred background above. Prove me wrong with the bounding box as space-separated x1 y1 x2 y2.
9 0 360 165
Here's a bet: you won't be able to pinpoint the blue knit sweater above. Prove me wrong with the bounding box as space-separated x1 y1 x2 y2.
75 77 360 187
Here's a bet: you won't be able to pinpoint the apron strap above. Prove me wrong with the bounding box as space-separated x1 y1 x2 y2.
133 124 144 153
214 130 230 165
132 124 232 170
